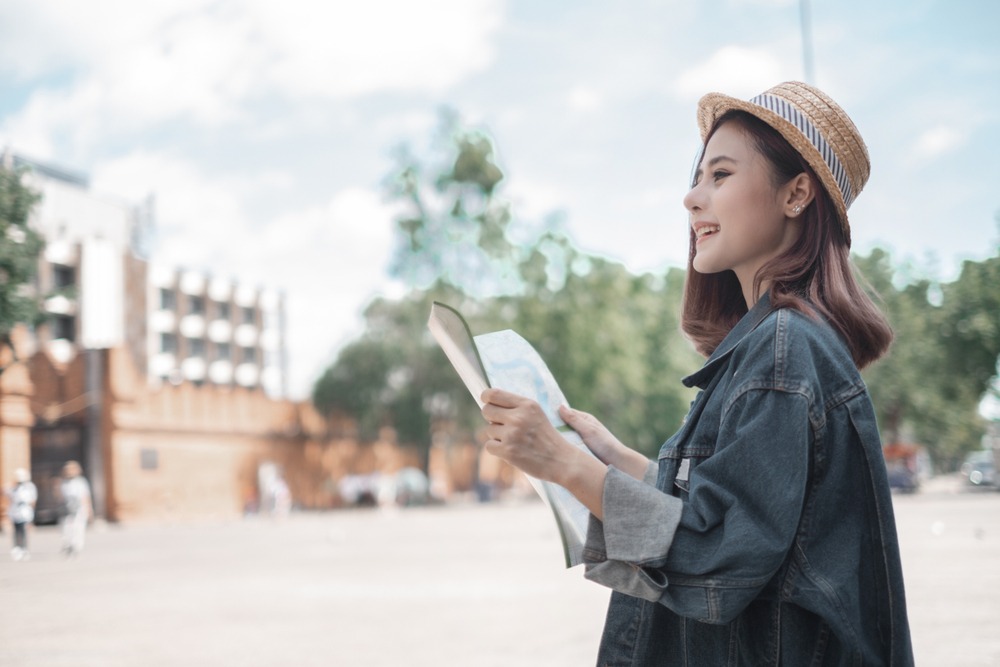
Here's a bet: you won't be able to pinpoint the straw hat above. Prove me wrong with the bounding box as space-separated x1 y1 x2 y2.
696 81 869 246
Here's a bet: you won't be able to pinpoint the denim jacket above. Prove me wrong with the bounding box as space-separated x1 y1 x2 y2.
583 296 913 666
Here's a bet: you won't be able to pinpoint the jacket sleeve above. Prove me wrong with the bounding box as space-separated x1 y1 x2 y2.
584 388 812 623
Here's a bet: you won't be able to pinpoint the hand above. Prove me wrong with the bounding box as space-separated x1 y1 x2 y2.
558 404 626 465
481 388 609 518
480 388 575 485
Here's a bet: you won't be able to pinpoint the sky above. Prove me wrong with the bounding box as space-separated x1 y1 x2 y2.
1 0 998 400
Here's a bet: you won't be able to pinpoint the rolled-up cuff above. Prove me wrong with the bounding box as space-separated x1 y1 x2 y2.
582 466 682 600
643 460 658 486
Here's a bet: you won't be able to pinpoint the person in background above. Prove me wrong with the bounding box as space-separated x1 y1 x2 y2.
480 82 913 665
59 460 92 557
6 468 37 561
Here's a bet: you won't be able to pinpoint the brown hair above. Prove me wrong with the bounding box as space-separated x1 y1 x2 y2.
680 111 892 369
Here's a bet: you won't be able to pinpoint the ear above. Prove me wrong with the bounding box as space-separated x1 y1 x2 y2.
784 173 815 218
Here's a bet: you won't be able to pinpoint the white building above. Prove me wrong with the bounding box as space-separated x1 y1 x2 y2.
6 149 287 398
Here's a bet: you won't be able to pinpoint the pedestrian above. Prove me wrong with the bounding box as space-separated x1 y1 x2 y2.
270 475 292 518
6 468 37 561
58 460 92 557
480 82 913 665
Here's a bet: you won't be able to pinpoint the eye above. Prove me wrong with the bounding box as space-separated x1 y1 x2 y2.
713 170 730 181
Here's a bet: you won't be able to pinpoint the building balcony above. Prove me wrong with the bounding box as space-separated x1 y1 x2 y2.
44 295 76 316
259 328 281 350
150 353 176 377
208 360 233 384
44 239 77 266
181 357 206 382
235 363 259 387
150 310 176 332
207 319 232 343
234 324 257 347
179 314 206 338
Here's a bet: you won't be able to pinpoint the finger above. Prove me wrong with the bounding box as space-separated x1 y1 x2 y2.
481 388 527 408
559 403 590 426
483 423 504 442
481 404 505 425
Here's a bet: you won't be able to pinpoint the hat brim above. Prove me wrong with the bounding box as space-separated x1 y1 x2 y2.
696 91 852 246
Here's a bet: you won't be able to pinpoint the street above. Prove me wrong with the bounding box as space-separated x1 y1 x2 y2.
1 474 998 666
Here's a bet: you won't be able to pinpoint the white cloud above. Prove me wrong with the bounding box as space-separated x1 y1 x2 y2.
673 46 790 101
567 86 603 113
911 126 966 161
91 152 249 270
1 0 505 153
246 188 401 398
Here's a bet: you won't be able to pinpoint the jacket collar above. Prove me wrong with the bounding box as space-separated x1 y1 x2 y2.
683 293 774 389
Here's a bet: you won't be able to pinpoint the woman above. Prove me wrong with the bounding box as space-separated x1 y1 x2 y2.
59 460 92 557
480 82 913 665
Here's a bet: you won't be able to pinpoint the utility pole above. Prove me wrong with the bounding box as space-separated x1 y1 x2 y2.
800 0 816 84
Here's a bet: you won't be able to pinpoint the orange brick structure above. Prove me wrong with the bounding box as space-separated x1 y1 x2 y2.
2 341 495 525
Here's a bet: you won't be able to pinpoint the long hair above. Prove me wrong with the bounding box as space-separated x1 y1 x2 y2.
680 111 893 369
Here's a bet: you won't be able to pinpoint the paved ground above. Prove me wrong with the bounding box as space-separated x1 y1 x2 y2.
1 474 998 666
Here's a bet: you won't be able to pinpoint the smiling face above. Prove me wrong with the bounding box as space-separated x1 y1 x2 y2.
684 121 807 306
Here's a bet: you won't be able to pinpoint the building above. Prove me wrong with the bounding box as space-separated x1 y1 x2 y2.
1 151 485 525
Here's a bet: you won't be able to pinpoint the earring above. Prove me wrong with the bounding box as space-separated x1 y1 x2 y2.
793 205 802 215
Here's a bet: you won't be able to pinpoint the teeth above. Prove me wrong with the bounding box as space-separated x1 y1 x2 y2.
696 225 720 238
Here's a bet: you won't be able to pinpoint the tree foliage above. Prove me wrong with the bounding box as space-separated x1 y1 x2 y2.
385 110 520 298
859 245 1000 469
0 164 43 375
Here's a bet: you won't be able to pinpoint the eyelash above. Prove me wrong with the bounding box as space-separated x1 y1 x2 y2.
691 170 732 188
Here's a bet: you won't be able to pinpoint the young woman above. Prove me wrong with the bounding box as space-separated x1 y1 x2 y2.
480 82 914 666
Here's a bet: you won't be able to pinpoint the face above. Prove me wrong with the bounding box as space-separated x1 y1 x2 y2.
683 122 802 302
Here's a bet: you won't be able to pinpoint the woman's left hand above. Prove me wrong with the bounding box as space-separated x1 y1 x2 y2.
480 388 572 485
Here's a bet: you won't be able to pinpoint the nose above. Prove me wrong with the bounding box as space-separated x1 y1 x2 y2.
683 180 704 215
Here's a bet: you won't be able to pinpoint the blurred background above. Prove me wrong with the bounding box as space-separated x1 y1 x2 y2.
1 1 999 665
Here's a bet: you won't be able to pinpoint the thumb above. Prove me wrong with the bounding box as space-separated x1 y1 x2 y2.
559 403 589 426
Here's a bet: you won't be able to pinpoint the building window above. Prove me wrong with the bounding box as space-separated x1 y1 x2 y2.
215 301 230 320
52 314 75 341
188 295 205 315
215 342 231 362
140 448 159 470
52 264 75 290
159 288 176 310
241 346 257 364
160 333 177 354
187 338 205 358
241 306 255 325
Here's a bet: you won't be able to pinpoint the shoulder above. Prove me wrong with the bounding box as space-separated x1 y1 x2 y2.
736 306 862 390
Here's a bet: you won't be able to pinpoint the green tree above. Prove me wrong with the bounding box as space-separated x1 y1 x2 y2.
857 249 942 444
507 250 700 458
933 253 1000 464
385 110 519 298
0 163 43 376
312 284 478 468
859 245 1000 469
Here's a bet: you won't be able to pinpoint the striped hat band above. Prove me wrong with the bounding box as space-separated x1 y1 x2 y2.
748 92 854 208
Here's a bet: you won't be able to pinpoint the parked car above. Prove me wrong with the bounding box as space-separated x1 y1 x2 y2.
960 450 997 488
